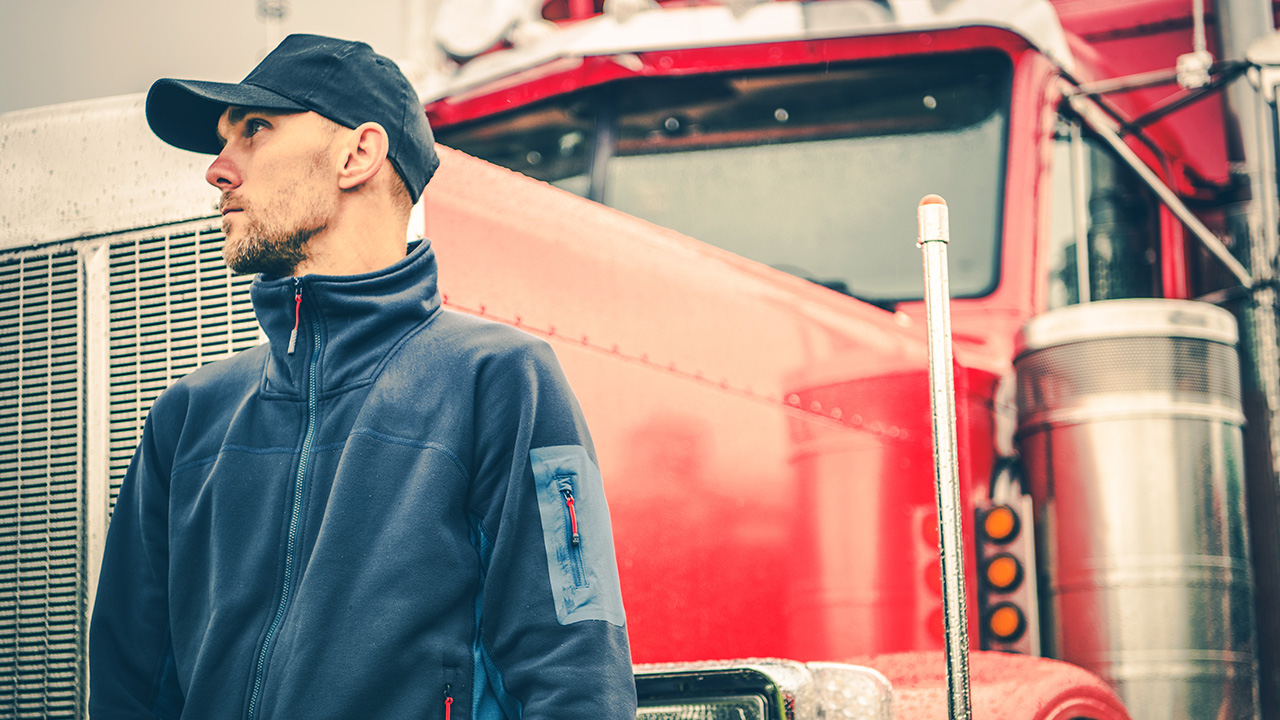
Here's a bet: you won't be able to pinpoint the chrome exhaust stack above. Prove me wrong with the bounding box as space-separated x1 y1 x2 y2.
1015 299 1259 720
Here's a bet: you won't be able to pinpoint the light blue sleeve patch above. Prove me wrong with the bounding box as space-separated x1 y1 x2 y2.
530 445 626 627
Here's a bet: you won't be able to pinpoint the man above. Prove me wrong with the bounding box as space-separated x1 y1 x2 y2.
90 34 636 720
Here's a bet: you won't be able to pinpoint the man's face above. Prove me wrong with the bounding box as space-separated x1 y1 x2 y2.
207 108 341 276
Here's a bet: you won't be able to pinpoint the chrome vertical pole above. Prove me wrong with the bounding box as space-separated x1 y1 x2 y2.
918 194 972 720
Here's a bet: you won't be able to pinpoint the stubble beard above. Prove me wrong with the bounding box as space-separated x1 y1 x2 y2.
222 209 325 277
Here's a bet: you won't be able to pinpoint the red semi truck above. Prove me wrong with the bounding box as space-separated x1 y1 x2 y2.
416 0 1280 716
2 0 1279 718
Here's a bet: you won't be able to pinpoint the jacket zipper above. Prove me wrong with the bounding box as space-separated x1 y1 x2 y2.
556 475 586 587
444 684 453 720
287 278 302 355
247 283 321 720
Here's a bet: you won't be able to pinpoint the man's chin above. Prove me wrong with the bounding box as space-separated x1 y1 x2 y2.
223 244 305 278
220 223 317 276
221 239 259 276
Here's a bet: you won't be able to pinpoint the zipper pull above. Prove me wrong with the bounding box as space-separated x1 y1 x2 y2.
562 489 581 546
444 685 453 720
287 279 302 355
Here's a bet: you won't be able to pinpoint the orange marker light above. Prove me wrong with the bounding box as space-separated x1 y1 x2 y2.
984 554 1022 590
986 603 1026 640
982 505 1019 543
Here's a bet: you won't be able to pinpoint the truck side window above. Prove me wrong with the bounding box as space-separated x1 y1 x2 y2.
1047 120 1162 309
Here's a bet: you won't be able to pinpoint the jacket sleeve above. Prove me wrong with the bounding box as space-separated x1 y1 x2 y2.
468 337 637 719
89 400 184 720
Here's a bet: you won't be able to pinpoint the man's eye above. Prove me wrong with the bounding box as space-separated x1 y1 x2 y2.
245 119 269 137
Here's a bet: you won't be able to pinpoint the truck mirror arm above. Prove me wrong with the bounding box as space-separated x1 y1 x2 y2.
1064 91 1255 290
1126 61 1251 132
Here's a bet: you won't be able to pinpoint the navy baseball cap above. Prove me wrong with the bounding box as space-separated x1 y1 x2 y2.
146 34 439 202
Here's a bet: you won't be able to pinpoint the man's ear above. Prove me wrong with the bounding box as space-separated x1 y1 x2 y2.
337 122 390 192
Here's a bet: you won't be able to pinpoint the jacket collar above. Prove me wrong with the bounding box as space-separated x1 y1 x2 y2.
250 240 443 399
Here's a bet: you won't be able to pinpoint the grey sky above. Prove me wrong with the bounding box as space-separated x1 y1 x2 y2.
0 0 442 115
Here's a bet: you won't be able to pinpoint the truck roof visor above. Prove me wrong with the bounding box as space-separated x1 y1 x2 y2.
145 78 307 156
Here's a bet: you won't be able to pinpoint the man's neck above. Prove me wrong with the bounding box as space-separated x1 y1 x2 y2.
293 213 409 277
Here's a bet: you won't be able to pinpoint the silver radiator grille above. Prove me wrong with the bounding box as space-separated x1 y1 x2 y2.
0 250 84 719
107 228 259 510
0 225 258 716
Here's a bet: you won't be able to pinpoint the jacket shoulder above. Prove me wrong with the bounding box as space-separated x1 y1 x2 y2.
167 342 268 394
412 309 561 371
149 343 268 416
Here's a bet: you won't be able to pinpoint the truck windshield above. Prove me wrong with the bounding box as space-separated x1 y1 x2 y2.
437 51 1011 305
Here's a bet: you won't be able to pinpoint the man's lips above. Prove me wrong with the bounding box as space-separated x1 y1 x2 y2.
218 196 244 216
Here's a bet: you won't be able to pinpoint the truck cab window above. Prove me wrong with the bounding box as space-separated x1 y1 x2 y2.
1047 120 1162 309
437 51 1012 306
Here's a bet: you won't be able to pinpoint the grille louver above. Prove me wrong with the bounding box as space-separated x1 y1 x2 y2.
0 250 84 718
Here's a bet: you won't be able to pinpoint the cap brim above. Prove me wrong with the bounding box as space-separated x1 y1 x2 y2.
146 78 309 155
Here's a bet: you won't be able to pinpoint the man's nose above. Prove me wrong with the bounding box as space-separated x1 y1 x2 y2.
206 151 241 190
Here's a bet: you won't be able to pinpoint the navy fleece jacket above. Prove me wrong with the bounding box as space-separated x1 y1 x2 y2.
89 241 636 719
